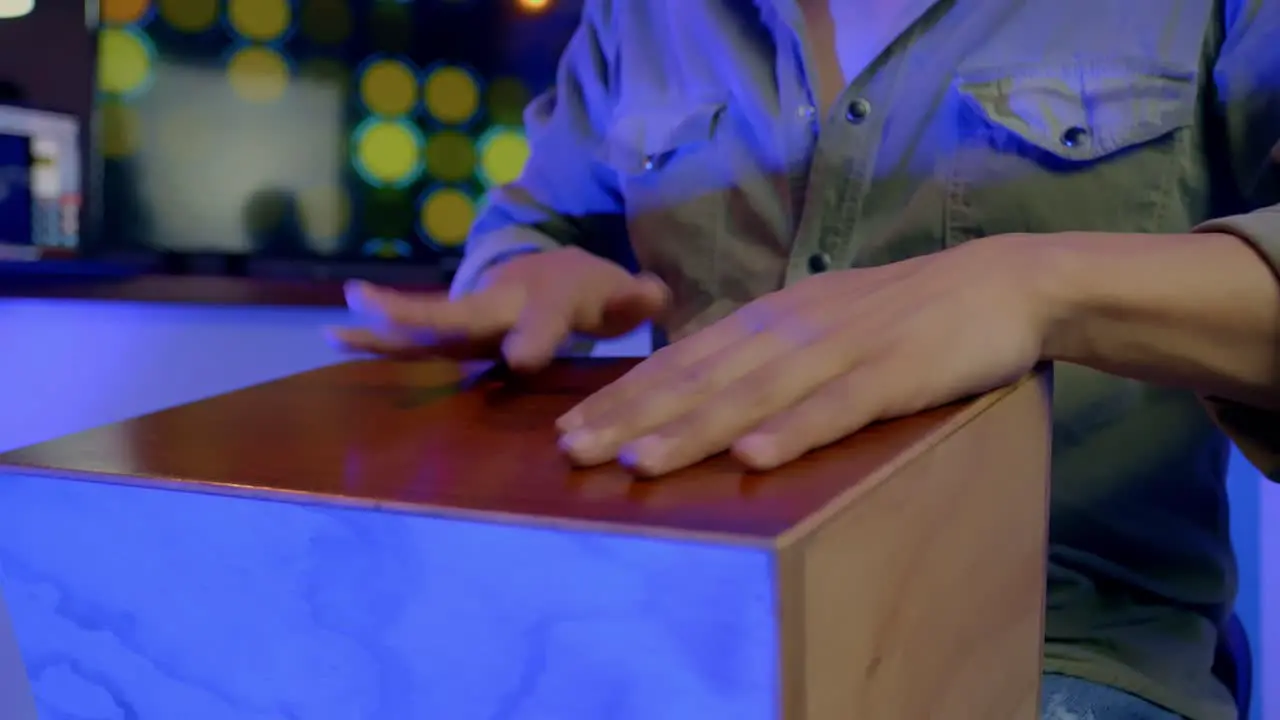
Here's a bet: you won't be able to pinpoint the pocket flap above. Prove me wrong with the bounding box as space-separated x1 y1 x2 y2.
604 102 726 175
954 59 1198 163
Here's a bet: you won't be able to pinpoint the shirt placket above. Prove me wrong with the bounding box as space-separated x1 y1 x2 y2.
766 1 919 287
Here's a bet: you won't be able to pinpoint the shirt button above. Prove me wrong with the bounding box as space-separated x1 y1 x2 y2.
1060 126 1089 148
807 252 832 274
844 98 872 124
797 104 816 120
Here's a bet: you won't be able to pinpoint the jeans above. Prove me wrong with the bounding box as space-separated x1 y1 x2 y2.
1042 675 1183 719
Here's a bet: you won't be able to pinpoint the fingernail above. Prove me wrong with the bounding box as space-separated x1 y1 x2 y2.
620 436 670 473
344 281 372 309
558 429 597 455
734 434 778 468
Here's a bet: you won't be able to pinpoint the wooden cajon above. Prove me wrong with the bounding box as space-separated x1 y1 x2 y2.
0 587 36 720
0 359 1050 719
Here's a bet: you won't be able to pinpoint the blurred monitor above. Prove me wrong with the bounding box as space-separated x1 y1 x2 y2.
94 0 581 274
0 107 80 260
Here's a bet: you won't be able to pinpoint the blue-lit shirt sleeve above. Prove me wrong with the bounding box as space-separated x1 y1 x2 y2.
449 0 624 299
1192 0 1280 479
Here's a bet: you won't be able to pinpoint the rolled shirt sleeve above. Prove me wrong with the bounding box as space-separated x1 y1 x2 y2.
1190 0 1280 480
450 0 626 299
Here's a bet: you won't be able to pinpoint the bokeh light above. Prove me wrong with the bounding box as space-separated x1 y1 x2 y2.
101 0 152 26
98 0 560 262
157 0 218 33
227 0 293 43
97 27 155 97
424 131 477 182
352 118 425 188
226 46 291 103
516 0 552 13
358 58 419 117
299 0 351 45
419 187 476 248
99 101 141 158
362 238 412 259
477 127 530 187
423 65 481 125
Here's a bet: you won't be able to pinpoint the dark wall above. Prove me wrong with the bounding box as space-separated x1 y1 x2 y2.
0 0 93 115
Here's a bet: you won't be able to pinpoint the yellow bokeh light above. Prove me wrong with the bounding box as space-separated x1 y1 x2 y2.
354 120 424 187
100 101 141 158
227 46 290 103
157 0 217 33
299 186 350 255
424 66 480 125
97 27 153 96
228 0 292 42
299 0 351 45
359 59 418 117
420 188 475 248
101 0 151 25
425 131 476 182
478 129 530 186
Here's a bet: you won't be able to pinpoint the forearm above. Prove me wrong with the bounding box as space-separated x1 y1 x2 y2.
1032 230 1280 408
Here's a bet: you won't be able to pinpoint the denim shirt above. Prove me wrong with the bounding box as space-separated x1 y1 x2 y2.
454 1 1280 717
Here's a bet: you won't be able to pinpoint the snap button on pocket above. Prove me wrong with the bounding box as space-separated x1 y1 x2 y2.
1060 126 1089 148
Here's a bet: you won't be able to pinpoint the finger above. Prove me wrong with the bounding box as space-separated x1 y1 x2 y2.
614 334 857 476
558 284 833 432
324 326 501 360
555 313 754 434
501 295 576 372
345 281 521 339
731 361 896 471
592 273 671 336
325 326 432 359
558 327 799 466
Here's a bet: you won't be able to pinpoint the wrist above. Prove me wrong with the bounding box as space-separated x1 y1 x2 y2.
974 232 1089 363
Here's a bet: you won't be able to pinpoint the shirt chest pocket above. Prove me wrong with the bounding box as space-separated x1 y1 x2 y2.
604 102 731 218
942 59 1202 244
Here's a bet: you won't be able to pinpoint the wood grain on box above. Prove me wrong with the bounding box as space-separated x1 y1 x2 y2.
0 359 1051 718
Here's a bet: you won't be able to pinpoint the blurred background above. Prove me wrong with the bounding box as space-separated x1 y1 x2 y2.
0 0 578 280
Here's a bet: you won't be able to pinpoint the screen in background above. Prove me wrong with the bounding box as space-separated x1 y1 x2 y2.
96 0 578 269
0 132 32 249
0 107 80 259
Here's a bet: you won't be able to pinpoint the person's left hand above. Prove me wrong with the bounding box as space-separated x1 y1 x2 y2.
555 235 1058 476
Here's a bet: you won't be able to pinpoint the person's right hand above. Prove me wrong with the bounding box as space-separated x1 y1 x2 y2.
325 247 669 371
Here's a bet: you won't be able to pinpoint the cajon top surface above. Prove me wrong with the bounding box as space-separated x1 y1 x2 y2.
0 359 1006 544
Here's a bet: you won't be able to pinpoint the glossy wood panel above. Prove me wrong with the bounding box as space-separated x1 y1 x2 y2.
780 373 1050 719
0 358 989 541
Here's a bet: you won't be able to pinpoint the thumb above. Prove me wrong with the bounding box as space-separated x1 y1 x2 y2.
593 272 670 336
